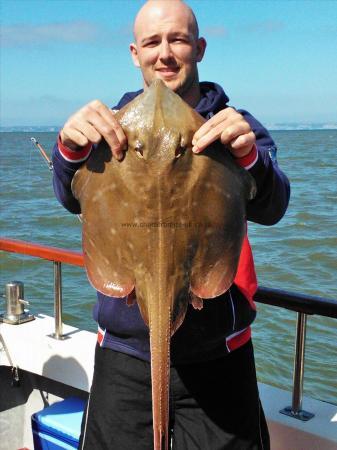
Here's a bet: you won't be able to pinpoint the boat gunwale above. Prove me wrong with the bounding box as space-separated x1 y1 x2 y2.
1 236 336 319
0 237 84 267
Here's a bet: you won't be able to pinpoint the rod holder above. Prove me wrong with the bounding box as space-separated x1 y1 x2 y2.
280 312 314 421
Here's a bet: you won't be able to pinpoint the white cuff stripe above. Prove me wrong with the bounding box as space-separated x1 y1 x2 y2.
244 151 259 170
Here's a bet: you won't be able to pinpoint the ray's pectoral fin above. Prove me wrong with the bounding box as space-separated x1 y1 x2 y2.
83 233 135 297
188 149 257 301
86 258 135 298
190 240 241 299
72 174 135 298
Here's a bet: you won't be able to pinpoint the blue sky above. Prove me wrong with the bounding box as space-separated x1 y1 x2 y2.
1 0 337 126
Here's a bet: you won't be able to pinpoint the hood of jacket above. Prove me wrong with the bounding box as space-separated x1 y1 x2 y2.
114 81 229 119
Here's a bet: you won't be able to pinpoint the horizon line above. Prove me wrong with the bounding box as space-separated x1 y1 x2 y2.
2 123 337 132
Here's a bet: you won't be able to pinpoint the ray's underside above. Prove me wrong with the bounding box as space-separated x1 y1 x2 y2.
72 80 255 450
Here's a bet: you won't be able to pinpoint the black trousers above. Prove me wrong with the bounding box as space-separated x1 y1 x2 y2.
79 340 269 450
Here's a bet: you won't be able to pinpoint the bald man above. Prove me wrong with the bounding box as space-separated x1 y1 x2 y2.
59 0 254 161
53 1 290 449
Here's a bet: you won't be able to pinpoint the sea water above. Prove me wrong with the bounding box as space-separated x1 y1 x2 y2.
0 130 336 404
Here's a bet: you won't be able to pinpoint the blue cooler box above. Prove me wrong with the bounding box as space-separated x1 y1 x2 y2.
31 396 86 449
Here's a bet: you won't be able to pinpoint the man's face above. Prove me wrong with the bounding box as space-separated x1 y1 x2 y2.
130 4 206 99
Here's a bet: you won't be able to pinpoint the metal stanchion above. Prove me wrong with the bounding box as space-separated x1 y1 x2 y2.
280 312 314 421
52 261 64 339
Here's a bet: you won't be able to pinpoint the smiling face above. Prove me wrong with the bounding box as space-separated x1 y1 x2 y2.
130 0 206 106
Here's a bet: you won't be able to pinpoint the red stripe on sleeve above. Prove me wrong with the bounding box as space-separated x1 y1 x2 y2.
97 329 104 345
234 144 258 169
226 327 251 352
58 135 92 162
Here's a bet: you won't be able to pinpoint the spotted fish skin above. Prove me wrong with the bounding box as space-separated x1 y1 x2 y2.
72 79 256 450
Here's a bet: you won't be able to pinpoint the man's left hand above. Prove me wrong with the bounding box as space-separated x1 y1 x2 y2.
192 107 256 158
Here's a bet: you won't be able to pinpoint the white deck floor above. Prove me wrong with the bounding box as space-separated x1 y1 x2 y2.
1 315 336 449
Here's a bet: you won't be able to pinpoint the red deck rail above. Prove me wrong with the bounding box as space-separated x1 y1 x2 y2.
0 238 84 267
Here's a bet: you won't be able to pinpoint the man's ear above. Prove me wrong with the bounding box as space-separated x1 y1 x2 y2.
196 37 207 63
130 43 140 68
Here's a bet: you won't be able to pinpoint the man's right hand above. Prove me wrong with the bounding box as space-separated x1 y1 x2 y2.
60 100 127 161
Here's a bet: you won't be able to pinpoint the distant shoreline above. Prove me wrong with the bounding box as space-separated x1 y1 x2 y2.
1 124 337 132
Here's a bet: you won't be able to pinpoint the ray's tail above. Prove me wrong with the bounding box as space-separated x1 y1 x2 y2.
148 291 172 450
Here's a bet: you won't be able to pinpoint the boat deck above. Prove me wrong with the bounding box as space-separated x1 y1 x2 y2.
1 315 336 450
